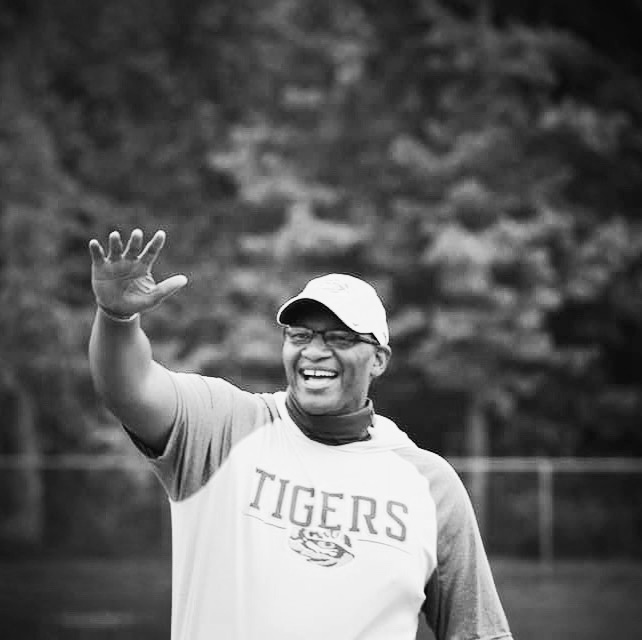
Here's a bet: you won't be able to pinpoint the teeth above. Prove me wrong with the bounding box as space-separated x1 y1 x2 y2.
302 369 337 378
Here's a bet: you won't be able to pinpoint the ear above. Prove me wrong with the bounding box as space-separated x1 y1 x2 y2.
370 345 391 380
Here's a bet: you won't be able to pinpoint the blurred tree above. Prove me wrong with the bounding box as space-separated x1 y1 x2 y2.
447 0 642 74
0 0 640 503
330 1 642 461
0 80 92 542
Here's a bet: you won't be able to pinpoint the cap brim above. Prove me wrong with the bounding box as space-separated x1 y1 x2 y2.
277 296 346 327
277 295 385 345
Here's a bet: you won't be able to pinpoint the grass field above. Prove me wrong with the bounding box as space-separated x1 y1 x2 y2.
1 557 641 639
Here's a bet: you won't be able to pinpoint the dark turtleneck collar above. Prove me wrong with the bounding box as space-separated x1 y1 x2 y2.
285 390 374 445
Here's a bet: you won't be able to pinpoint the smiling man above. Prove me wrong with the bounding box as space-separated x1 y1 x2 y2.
278 275 391 440
88 229 512 640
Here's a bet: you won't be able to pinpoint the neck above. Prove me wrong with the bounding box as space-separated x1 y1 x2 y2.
285 391 374 445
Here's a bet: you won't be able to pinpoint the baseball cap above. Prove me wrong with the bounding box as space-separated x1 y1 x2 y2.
277 274 389 346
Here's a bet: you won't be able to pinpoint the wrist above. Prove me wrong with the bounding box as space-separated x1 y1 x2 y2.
98 305 141 323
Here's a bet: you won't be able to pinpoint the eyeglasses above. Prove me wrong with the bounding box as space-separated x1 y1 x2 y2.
283 326 380 350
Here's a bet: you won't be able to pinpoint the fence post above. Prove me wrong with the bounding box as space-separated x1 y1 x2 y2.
537 459 554 566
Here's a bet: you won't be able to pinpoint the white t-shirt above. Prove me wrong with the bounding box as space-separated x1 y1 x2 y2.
130 373 512 640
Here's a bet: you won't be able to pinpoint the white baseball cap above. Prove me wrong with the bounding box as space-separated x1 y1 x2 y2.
277 274 389 346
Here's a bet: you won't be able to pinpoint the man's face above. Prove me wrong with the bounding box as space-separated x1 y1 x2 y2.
282 303 390 415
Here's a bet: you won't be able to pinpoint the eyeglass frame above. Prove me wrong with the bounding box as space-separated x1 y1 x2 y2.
282 325 381 350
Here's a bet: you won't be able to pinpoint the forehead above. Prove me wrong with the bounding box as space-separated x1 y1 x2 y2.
284 300 349 330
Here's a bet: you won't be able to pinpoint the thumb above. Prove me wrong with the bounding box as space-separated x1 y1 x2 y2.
153 274 188 304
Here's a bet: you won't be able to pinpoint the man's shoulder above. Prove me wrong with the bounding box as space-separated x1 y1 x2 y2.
172 371 280 408
163 373 284 446
390 440 463 488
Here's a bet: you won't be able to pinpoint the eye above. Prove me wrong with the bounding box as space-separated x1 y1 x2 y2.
285 327 313 344
317 540 337 549
324 331 356 348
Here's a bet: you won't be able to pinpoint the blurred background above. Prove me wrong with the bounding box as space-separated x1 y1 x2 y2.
1 0 641 638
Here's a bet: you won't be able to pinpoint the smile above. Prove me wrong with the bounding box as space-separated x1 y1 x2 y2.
300 368 338 381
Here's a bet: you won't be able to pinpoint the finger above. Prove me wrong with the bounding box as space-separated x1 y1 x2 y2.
88 239 106 265
153 274 188 302
123 228 144 260
107 231 124 260
139 230 167 269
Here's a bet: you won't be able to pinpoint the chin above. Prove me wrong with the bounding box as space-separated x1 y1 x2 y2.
300 399 335 415
295 391 340 416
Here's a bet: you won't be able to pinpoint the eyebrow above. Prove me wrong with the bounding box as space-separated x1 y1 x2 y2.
289 322 349 331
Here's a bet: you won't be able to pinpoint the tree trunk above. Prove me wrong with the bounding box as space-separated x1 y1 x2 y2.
0 377 44 545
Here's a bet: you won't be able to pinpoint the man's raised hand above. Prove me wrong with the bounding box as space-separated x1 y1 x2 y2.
89 229 187 319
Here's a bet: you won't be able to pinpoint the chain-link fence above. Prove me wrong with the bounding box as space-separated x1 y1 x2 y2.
451 457 642 562
1 455 641 561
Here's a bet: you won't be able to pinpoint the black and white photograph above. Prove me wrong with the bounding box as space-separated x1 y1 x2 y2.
1 1 641 638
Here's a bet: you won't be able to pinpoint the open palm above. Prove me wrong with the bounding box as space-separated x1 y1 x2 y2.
89 229 187 318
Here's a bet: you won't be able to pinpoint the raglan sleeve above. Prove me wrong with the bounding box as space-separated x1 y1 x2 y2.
125 372 273 501
422 456 513 640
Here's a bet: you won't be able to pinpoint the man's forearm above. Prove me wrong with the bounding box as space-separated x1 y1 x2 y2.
88 307 177 451
89 307 154 405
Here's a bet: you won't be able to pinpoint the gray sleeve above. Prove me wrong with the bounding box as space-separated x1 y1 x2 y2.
126 372 276 501
420 453 513 640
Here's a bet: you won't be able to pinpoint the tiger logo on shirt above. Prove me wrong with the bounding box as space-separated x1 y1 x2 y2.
288 527 354 567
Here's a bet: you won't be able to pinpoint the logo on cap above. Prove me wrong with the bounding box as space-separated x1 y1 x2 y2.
312 277 351 294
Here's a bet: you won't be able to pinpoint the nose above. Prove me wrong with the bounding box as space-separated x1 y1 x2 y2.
301 333 332 357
